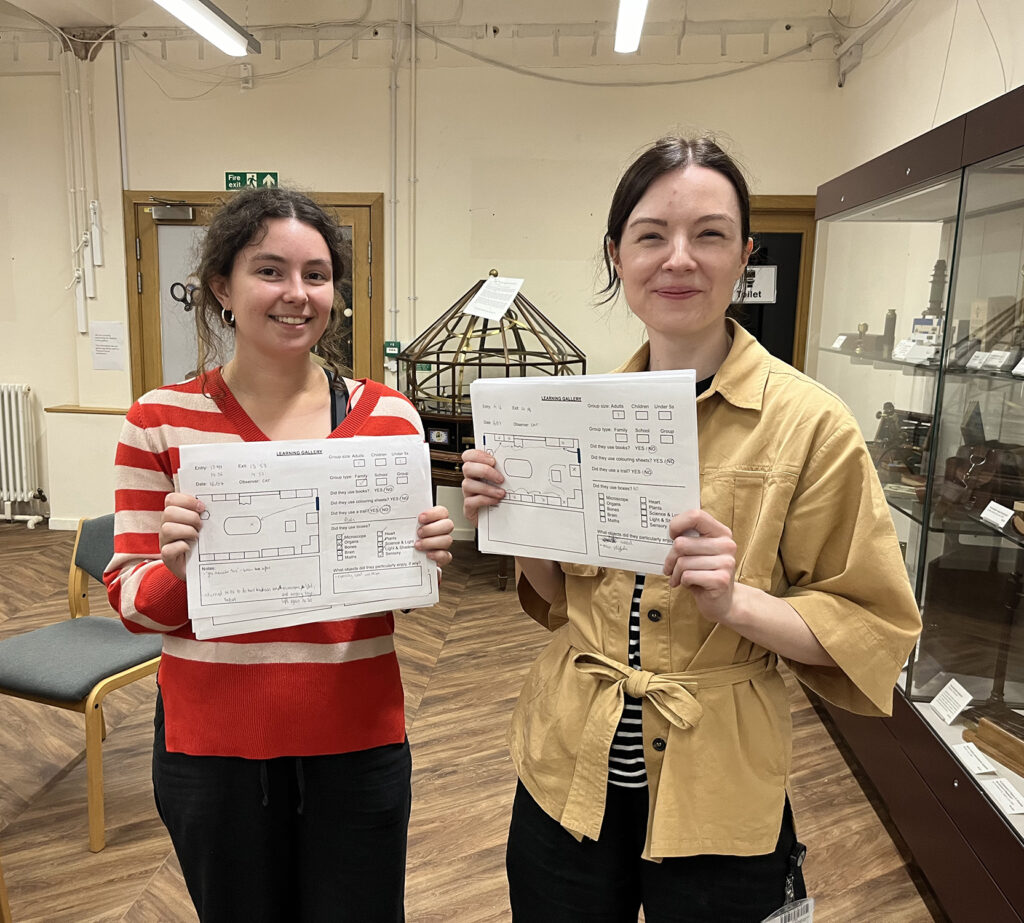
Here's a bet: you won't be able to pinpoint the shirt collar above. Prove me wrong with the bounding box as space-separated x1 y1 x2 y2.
612 319 769 413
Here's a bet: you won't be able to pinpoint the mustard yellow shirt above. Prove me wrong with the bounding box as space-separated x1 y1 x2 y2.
510 322 922 860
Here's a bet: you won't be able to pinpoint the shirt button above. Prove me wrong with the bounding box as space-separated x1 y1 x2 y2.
647 609 662 622
652 737 666 751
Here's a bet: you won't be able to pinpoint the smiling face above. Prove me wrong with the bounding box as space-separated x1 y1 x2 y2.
609 165 752 349
210 217 335 366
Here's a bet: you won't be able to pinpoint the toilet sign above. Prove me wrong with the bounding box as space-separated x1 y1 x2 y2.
733 265 777 304
225 172 279 190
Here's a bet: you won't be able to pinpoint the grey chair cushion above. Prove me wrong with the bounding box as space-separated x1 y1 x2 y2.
0 616 162 702
76 514 116 584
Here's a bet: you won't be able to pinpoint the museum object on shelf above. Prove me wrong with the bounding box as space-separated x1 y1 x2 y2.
806 84 1024 922
868 401 932 487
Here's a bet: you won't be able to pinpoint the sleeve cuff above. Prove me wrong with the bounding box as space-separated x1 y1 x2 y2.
517 565 569 632
136 564 190 630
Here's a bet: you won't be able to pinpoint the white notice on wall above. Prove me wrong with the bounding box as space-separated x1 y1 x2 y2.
91 320 125 371
463 276 523 321
734 265 777 304
928 677 973 724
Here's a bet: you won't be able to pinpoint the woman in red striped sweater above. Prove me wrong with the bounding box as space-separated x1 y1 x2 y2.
105 187 453 922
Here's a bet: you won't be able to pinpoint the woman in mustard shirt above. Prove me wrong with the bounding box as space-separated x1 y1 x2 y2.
461 137 921 922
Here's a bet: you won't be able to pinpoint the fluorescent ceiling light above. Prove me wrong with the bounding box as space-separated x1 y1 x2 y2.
614 0 649 53
152 0 261 56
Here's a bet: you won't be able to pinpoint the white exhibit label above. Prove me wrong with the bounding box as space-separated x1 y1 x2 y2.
831 335 847 350
178 435 436 638
928 677 973 724
953 742 996 775
904 344 937 364
463 276 524 320
980 501 1014 530
981 778 1024 815
984 350 1014 370
470 370 699 573
1011 356 1024 377
890 338 915 360
966 350 990 370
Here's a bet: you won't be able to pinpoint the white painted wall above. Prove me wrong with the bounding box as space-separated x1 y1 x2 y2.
2 0 1024 528
834 0 1024 168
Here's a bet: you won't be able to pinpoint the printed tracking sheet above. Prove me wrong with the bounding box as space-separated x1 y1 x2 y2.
178 435 436 639
470 371 698 573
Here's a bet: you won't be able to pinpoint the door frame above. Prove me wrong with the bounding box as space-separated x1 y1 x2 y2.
122 190 385 400
750 195 817 371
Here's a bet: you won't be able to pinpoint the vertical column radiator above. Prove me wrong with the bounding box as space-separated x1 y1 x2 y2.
0 384 39 504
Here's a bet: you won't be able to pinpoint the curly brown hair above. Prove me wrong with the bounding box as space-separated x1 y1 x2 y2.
192 187 353 384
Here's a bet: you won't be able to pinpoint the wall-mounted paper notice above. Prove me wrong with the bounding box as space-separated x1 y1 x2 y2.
91 321 125 371
463 276 523 320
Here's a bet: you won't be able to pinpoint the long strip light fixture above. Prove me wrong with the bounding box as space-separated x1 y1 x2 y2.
151 0 261 56
614 0 649 53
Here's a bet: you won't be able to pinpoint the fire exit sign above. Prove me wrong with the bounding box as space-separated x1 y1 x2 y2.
225 172 279 190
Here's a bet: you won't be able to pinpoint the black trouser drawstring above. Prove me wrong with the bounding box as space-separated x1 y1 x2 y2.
259 760 270 808
295 757 306 815
258 758 305 813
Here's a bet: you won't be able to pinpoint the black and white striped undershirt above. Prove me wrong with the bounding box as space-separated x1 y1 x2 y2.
608 573 648 788
606 374 711 790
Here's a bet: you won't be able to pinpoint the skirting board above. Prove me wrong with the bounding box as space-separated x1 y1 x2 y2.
47 517 80 531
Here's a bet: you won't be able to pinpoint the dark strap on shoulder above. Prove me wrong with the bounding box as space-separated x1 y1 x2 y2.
324 367 349 431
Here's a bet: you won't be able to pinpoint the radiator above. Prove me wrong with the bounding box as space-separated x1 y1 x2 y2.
0 384 38 503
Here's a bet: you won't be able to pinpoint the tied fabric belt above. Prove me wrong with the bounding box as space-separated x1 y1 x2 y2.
559 647 778 842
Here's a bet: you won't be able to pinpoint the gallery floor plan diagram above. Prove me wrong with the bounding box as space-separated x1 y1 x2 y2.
176 435 438 637
197 488 321 562
471 371 700 572
194 488 322 606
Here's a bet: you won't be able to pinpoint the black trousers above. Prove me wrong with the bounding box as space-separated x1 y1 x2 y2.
506 780 806 923
152 692 411 923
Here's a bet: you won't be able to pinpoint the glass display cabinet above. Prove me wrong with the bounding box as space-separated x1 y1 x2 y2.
807 85 1024 923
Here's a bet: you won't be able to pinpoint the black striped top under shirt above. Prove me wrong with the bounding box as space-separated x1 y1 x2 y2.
607 372 714 789
608 573 650 788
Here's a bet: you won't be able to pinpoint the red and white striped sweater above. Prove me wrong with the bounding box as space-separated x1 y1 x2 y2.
105 368 424 758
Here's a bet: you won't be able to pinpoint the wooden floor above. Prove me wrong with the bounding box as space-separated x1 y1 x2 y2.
0 523 947 922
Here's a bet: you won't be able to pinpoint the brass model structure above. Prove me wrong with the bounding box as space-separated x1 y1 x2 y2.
396 271 586 417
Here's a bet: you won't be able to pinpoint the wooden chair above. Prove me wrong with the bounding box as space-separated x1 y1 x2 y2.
0 515 162 852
